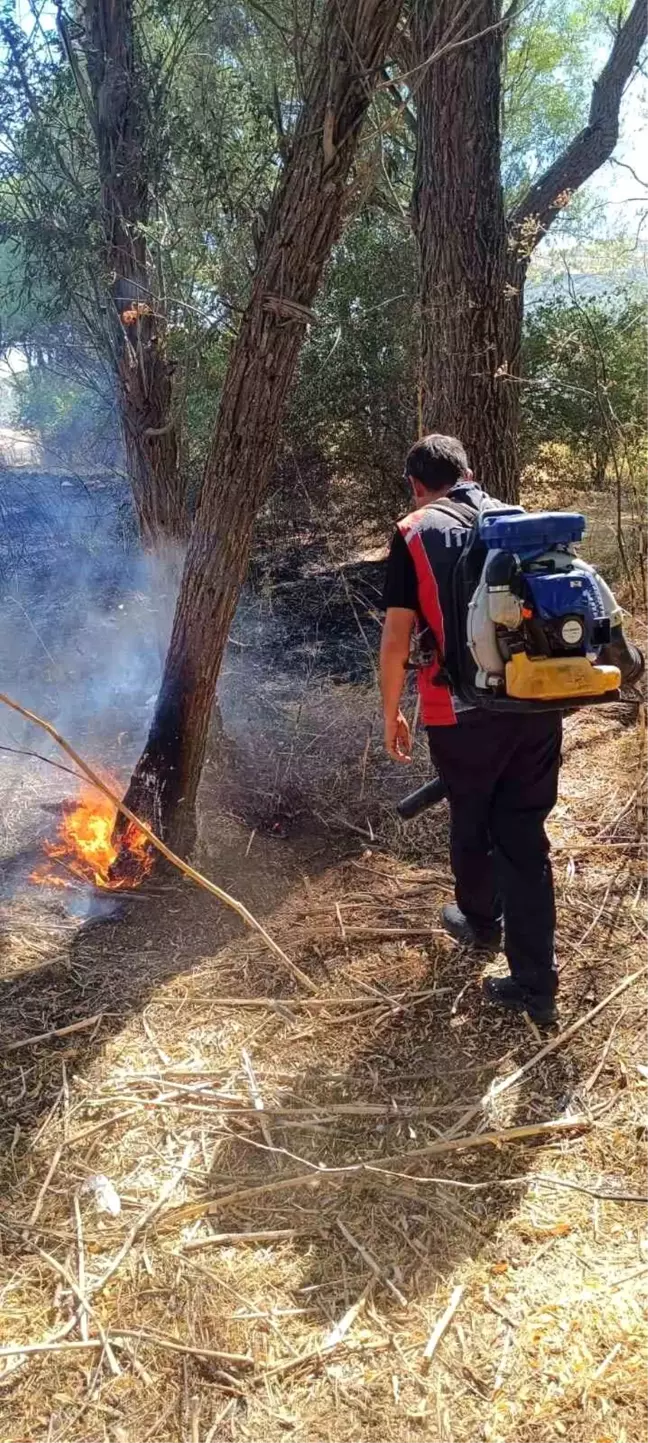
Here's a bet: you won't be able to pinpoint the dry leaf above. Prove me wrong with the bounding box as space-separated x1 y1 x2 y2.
520 1221 572 1240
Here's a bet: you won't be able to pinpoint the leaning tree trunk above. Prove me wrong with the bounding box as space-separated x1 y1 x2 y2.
119 0 403 851
412 0 646 503
411 0 520 501
78 0 187 548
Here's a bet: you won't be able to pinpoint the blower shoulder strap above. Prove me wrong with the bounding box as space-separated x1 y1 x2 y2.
426 499 478 529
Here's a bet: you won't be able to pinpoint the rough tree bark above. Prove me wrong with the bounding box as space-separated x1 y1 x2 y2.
75 0 187 547
119 0 404 850
412 0 647 502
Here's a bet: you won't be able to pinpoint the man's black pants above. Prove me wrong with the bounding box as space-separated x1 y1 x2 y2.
427 710 562 1001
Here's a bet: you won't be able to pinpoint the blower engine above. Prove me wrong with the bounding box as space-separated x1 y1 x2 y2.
465 511 622 702
396 508 641 820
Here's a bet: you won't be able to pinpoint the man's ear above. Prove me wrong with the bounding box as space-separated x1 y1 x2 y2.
465 468 474 482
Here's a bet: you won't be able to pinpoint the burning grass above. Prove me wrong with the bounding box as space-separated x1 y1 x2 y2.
30 790 154 891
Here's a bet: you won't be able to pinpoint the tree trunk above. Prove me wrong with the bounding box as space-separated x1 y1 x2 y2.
411 0 520 501
80 0 187 547
118 327 187 550
412 0 646 503
119 0 403 851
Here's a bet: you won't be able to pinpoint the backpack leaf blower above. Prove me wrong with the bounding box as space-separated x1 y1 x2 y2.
448 508 641 708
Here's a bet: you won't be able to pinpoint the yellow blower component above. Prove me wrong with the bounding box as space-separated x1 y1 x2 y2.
505 652 621 701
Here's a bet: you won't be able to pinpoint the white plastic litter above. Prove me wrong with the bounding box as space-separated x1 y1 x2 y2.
80 1173 122 1216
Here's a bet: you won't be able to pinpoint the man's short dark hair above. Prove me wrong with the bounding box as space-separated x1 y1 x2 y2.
405 433 469 491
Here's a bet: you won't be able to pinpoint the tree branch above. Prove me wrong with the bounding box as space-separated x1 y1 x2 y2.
508 0 647 253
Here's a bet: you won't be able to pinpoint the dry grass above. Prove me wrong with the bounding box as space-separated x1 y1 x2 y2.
0 694 646 1443
2 447 645 1442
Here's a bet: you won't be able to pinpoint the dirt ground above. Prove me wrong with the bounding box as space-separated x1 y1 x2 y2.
0 464 646 1442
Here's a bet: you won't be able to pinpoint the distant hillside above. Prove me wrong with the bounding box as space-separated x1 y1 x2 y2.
526 268 647 308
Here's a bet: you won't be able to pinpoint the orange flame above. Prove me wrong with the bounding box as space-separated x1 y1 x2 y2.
31 791 153 891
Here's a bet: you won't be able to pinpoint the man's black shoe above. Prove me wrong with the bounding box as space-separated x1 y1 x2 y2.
482 975 557 1026
441 903 502 951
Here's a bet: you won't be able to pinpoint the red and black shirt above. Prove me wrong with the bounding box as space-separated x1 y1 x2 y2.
383 481 493 727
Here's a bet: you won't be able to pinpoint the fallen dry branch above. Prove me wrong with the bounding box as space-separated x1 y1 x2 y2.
488 966 647 1103
94 1085 471 1122
0 690 316 994
183 1228 313 1252
2 1013 103 1054
27 1146 63 1226
446 965 648 1141
595 778 646 838
342 926 447 940
422 1285 465 1371
262 1284 375 1380
174 987 442 1011
72 1194 89 1344
0 1339 123 1361
0 1333 252 1368
336 1217 408 1306
0 1318 77 1386
112 1330 252 1367
88 1142 195 1301
166 1116 588 1226
34 1244 120 1376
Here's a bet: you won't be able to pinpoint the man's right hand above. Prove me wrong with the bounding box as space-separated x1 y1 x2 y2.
384 710 412 763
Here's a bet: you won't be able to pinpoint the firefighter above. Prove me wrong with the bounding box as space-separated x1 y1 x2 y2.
379 432 642 1026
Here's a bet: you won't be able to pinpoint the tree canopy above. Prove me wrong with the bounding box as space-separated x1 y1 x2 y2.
2 0 644 503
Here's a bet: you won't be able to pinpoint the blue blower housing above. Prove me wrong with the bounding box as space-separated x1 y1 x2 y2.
525 567 606 624
479 510 607 654
479 511 586 553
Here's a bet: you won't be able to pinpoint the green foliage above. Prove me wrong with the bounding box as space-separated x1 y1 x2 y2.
288 212 417 481
1 0 643 505
502 0 632 210
8 333 118 461
520 284 647 486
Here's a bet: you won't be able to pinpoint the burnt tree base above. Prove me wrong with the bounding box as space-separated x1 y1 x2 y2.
113 680 202 857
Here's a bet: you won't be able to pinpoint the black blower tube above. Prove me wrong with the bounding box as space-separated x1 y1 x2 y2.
396 775 446 820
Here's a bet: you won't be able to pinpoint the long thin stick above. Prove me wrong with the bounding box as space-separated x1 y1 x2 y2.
336 1217 408 1306
0 690 316 994
0 1318 77 1386
165 1116 588 1225
183 1228 309 1251
489 966 647 1103
241 1048 275 1156
446 965 647 1143
3 1014 103 1055
28 1146 62 1226
264 1284 373 1379
0 1334 251 1366
34 1244 120 1377
162 986 443 1011
73 1195 89 1343
421 1285 464 1371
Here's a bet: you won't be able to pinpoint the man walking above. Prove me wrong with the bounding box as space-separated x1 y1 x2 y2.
380 433 562 1025
381 433 642 1022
